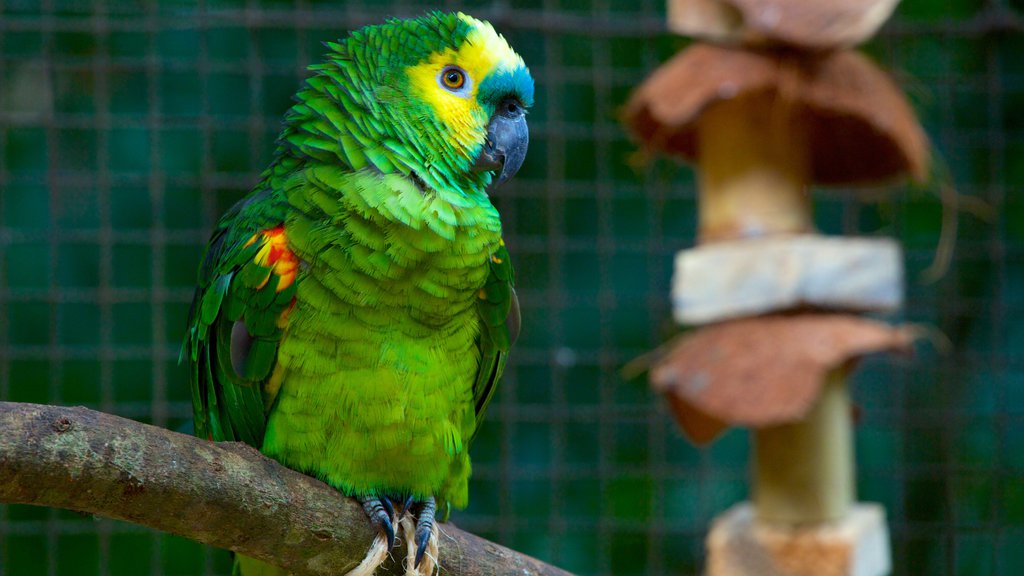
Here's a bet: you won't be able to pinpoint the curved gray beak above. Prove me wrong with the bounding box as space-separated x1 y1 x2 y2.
473 99 529 187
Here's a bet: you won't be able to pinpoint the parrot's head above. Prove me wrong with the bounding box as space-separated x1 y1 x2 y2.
313 12 534 195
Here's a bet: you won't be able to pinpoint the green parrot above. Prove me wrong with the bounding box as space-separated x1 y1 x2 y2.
183 12 532 576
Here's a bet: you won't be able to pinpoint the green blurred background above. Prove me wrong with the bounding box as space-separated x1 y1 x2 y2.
1 0 1022 574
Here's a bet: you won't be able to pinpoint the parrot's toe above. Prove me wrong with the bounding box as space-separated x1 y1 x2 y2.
358 494 397 549
397 497 439 576
411 497 437 568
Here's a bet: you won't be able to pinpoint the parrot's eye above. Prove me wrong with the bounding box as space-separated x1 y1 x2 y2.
439 66 467 92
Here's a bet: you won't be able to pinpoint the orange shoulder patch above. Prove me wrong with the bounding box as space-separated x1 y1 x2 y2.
247 226 298 292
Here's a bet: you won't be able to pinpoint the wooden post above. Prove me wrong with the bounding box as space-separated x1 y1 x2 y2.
697 94 813 242
753 371 854 524
695 92 859 527
627 4 926 573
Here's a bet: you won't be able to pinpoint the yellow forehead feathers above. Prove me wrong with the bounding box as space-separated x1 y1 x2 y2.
405 14 524 156
456 13 524 79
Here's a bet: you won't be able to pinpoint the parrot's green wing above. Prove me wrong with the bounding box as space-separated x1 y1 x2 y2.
183 193 296 447
470 240 519 445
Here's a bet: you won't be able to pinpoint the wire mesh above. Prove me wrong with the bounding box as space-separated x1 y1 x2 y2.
1 0 1021 574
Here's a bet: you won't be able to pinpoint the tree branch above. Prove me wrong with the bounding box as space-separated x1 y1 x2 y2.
0 402 572 576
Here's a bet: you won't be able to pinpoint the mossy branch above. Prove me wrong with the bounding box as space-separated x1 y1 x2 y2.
0 401 572 576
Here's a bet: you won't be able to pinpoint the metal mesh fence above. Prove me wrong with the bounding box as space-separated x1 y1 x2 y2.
0 0 1021 574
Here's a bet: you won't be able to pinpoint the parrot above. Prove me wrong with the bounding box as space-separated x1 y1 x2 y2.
182 12 532 576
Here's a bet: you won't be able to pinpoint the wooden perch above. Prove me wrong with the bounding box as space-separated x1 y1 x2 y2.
0 401 572 576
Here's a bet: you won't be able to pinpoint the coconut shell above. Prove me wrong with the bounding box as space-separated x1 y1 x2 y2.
624 44 930 186
649 314 914 444
668 0 899 49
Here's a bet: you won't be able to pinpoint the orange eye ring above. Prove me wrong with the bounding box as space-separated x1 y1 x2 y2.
441 67 466 90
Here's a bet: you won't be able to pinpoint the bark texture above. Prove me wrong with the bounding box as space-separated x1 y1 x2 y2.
0 402 572 576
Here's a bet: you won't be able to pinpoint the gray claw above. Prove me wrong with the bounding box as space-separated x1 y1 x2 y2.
358 495 396 549
412 496 437 568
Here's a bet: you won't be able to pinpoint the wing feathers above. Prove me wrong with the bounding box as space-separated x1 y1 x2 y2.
469 241 517 444
185 213 294 449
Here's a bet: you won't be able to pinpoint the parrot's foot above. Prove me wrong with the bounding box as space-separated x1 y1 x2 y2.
350 494 440 576
399 497 439 576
